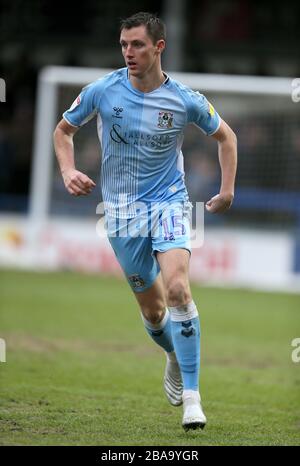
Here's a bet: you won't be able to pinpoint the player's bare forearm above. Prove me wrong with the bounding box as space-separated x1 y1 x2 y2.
53 119 96 196
218 131 237 198
53 120 76 174
206 119 237 214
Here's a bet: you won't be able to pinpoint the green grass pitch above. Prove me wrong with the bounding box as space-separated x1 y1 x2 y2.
0 269 299 446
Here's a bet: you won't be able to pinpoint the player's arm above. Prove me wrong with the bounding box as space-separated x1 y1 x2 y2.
206 119 237 214
53 118 96 196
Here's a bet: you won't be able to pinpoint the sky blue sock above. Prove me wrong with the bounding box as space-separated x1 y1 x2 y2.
169 301 200 391
141 308 174 354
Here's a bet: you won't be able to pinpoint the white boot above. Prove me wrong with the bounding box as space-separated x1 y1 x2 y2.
182 390 207 431
163 352 183 406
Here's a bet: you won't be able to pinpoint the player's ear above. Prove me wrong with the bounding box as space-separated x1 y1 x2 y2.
156 40 165 54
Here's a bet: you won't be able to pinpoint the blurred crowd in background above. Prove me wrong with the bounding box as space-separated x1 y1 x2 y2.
0 0 299 227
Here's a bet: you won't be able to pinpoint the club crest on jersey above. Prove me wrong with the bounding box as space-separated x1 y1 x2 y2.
128 274 145 289
158 111 173 129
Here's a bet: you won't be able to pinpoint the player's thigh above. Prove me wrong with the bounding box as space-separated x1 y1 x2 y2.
156 248 191 288
108 234 160 293
133 272 166 315
156 248 192 305
152 200 192 290
109 234 166 317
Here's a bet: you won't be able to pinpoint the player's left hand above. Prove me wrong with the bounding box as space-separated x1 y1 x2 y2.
205 192 234 214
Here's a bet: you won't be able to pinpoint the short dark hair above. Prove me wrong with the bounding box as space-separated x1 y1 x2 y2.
120 12 166 44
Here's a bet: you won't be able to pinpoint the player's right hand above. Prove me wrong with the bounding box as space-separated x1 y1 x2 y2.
62 169 96 196
205 192 233 213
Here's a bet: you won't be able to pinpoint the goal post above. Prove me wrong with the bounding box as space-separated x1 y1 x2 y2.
29 67 112 224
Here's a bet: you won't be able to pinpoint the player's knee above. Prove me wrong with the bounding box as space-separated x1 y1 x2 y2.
166 279 191 307
142 306 166 325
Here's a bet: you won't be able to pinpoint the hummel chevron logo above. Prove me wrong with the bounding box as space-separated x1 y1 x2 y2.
181 321 195 338
112 107 123 118
182 321 192 328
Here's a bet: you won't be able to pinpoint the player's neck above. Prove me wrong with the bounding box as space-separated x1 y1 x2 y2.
129 67 166 93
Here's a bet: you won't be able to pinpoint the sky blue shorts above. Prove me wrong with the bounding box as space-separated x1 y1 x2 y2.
107 201 192 293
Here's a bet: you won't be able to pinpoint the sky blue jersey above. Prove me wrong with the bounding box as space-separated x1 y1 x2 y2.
63 68 221 218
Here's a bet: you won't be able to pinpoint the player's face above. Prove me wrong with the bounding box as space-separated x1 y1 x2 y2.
120 26 164 77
